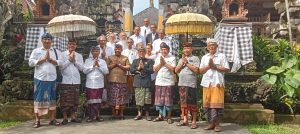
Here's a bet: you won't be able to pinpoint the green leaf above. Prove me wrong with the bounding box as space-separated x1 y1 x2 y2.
283 83 295 97
266 66 285 74
261 74 277 85
281 56 297 69
284 77 300 88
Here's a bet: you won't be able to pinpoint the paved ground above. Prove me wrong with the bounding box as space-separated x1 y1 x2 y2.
0 116 250 134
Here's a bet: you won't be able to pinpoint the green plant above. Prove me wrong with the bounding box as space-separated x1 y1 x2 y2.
0 80 33 103
253 36 292 72
261 54 300 114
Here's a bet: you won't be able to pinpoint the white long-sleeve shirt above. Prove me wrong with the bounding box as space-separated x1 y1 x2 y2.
83 58 109 88
28 47 62 81
60 51 84 84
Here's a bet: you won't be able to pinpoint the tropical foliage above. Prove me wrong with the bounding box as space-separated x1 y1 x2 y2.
261 54 300 114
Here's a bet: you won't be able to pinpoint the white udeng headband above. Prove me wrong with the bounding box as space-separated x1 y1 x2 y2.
206 38 218 44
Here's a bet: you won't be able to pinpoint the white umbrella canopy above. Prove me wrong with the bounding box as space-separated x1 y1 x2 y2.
47 14 97 38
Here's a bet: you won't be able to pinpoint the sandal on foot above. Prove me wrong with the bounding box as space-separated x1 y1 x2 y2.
176 121 188 126
61 119 68 125
96 117 104 122
167 118 174 124
203 124 215 130
133 115 142 120
152 117 164 122
190 123 198 129
214 126 222 132
49 120 60 126
86 118 94 122
33 121 40 128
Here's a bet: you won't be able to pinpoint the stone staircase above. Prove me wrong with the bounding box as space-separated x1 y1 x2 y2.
222 103 274 124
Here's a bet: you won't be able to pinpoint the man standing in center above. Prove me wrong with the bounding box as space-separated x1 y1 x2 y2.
152 43 176 124
175 42 200 129
107 44 130 120
130 47 154 121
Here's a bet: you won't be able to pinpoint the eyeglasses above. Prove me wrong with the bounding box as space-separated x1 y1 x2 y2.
127 41 133 43
43 38 51 40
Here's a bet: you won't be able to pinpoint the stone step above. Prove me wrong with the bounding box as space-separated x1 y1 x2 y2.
225 103 264 109
222 108 274 124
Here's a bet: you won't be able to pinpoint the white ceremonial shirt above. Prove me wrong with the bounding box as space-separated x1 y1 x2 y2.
60 51 84 84
152 38 172 55
28 47 62 81
140 25 151 37
200 52 230 87
83 58 109 89
154 55 176 86
122 48 138 64
130 34 146 48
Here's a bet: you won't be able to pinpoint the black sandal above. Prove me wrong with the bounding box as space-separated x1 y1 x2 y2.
133 115 142 120
61 119 68 125
49 120 60 126
86 118 94 122
33 121 40 128
152 117 164 122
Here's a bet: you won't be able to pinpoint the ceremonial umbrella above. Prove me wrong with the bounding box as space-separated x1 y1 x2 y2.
165 12 214 36
47 14 97 38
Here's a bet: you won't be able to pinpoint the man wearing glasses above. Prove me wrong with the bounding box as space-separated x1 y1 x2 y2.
146 24 159 45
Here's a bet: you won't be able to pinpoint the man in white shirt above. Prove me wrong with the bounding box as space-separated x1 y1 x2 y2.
130 26 146 48
59 39 84 125
28 33 62 128
140 18 151 37
83 46 109 122
152 29 172 55
89 35 114 60
152 43 176 124
106 33 118 50
117 32 128 50
146 24 159 45
199 38 230 132
121 38 138 64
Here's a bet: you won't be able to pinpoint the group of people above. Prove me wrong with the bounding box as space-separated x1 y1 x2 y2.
28 18 229 132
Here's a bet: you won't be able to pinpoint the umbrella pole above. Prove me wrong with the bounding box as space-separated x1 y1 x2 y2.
186 32 188 42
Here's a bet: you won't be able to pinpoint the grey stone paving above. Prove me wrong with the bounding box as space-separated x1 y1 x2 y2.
0 117 250 134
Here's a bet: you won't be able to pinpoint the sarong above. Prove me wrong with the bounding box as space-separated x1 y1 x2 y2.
179 86 198 116
154 86 173 117
59 84 80 113
108 82 129 109
135 87 152 111
86 88 103 119
33 79 57 116
203 85 224 123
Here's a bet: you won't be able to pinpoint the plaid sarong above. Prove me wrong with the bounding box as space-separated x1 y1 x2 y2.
214 24 253 72
25 25 68 60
